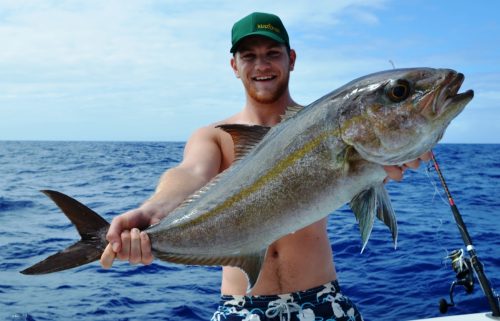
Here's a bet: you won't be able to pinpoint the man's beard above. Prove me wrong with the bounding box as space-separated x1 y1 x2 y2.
246 72 290 104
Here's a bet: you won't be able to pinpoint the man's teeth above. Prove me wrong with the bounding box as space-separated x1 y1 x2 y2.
255 76 274 81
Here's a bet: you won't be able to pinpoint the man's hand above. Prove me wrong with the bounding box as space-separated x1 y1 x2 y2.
383 152 432 182
100 205 162 269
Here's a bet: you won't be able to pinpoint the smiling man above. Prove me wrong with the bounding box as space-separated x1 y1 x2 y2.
100 12 427 321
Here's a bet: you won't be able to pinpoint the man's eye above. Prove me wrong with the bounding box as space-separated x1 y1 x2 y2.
241 54 255 61
268 51 281 58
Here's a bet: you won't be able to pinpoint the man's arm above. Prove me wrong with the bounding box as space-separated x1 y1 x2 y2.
100 126 225 268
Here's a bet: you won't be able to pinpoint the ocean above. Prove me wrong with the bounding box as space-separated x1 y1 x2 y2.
1 141 499 321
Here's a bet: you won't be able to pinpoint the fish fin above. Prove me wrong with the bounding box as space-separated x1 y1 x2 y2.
374 184 398 249
280 105 304 122
350 188 377 253
350 184 398 252
154 250 266 291
216 124 270 161
21 240 103 275
338 145 357 173
239 250 266 292
20 190 109 275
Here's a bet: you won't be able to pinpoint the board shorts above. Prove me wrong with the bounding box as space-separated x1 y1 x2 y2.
210 280 364 321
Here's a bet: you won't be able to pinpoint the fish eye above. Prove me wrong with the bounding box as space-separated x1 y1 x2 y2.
386 79 411 102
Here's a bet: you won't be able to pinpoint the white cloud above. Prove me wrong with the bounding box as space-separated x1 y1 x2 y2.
1 0 498 143
0 0 391 133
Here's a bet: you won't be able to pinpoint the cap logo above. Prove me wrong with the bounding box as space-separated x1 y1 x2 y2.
256 23 280 34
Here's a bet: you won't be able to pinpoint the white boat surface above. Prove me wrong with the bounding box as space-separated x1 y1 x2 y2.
408 312 499 320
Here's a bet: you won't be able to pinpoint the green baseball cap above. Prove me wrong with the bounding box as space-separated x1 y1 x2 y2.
230 12 289 53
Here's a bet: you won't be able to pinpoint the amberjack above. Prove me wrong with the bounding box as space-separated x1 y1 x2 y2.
21 68 473 290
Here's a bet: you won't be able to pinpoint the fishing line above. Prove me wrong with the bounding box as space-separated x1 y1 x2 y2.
424 161 449 207
423 159 452 259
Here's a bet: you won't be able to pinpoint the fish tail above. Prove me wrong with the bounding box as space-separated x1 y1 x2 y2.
20 190 109 275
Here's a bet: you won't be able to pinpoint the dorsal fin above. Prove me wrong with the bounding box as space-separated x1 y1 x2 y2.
280 105 304 122
216 124 270 161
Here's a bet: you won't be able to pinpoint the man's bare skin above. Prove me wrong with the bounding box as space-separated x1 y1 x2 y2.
100 36 429 296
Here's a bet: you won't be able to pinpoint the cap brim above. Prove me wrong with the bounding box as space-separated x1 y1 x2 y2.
230 31 286 53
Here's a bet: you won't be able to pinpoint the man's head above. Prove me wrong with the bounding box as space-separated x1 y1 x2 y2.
230 12 295 105
230 12 289 54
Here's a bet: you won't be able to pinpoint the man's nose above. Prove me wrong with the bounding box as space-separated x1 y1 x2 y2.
254 55 272 70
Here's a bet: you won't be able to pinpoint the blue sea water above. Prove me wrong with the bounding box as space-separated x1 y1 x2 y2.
0 141 499 321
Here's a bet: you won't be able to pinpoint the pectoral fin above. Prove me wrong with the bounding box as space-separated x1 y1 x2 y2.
374 184 397 248
350 184 398 252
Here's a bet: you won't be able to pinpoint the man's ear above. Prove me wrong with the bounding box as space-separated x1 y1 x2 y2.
289 49 297 71
230 57 240 78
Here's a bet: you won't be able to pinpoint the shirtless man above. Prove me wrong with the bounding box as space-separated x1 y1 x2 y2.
100 12 428 320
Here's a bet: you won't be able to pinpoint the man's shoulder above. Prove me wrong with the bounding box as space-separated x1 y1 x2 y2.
188 125 222 142
188 121 233 144
190 113 242 139
185 112 244 148
184 121 235 168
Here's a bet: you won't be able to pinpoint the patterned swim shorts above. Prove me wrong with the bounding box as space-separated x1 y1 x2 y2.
211 280 363 321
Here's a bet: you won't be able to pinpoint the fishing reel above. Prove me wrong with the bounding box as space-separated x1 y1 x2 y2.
439 249 475 313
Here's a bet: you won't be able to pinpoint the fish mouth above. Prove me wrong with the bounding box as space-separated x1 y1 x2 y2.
435 72 474 115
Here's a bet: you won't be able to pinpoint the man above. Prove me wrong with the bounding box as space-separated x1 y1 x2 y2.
100 12 428 320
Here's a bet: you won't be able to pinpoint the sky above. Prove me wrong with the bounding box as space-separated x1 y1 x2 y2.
0 0 499 143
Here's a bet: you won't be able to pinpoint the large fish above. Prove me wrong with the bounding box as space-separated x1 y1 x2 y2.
21 68 473 290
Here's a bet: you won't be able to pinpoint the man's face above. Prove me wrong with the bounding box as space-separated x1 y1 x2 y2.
231 36 295 104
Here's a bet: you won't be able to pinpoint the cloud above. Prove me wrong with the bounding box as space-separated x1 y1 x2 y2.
1 0 498 143
1 1 389 64
0 0 391 127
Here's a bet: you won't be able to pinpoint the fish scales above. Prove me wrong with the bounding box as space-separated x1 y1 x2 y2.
149 106 347 252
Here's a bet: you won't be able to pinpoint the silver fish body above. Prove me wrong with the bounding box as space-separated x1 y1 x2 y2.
22 68 473 289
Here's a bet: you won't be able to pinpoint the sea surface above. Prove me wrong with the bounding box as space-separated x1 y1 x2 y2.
1 141 499 321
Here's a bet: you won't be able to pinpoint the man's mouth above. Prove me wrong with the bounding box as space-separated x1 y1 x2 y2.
252 75 276 81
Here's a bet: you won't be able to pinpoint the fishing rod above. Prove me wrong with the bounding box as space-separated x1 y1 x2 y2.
430 150 500 317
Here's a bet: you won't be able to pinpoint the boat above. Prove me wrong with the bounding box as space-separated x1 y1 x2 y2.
409 312 499 320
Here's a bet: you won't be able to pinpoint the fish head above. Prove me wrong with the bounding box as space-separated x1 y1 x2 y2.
339 68 473 165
